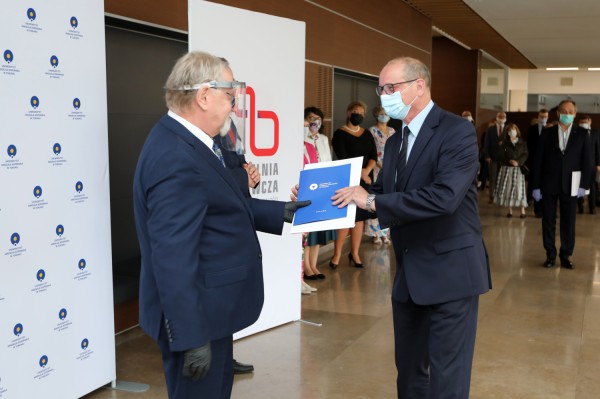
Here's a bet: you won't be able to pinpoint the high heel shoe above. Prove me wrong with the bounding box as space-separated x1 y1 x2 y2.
329 259 338 270
348 253 363 268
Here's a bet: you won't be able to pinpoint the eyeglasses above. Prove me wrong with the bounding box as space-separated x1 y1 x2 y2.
375 79 417 96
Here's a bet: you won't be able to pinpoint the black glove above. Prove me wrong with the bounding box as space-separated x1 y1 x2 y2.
284 200 311 223
182 343 211 381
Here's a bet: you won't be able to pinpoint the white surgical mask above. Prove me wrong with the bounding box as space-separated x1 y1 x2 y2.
464 115 473 122
580 122 590 130
497 118 506 125
304 126 310 137
539 117 548 125
508 130 517 138
377 114 390 123
380 80 417 120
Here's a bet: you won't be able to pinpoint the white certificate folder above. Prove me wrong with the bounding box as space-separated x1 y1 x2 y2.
290 157 363 234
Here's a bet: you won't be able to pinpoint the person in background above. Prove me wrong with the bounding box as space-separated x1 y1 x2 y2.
365 105 395 244
330 101 377 269
133 51 308 399
577 115 600 214
531 99 592 270
331 56 491 399
526 109 549 217
494 123 528 218
301 106 336 291
461 110 474 124
483 111 507 203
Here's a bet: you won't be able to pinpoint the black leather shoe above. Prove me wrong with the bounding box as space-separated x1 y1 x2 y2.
543 258 555 268
560 257 574 269
316 273 326 279
304 274 318 280
233 359 254 374
329 259 338 270
348 253 363 268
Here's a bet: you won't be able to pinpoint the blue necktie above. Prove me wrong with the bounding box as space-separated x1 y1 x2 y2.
395 126 410 188
212 141 226 167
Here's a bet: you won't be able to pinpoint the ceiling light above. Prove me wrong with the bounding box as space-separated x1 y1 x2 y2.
546 67 579 71
588 68 600 71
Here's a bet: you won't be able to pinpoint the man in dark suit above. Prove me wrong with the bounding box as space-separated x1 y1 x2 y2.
531 100 592 269
133 51 307 398
576 115 600 214
526 109 549 217
483 111 507 203
333 57 491 399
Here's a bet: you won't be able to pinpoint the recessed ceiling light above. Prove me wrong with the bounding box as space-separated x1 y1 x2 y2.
587 68 600 71
546 67 579 71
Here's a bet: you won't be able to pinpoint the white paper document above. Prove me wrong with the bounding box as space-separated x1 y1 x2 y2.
571 171 590 196
290 157 363 234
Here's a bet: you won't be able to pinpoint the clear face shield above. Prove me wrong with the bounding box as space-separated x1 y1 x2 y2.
216 81 246 155
173 80 247 155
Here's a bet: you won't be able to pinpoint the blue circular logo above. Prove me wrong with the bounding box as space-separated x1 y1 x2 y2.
58 308 67 320
30 96 40 109
39 355 49 368
4 49 14 64
75 181 83 193
10 232 20 246
33 185 42 198
78 258 86 270
70 16 78 29
56 224 64 236
73 98 81 110
50 55 59 68
53 143 62 155
81 338 89 350
27 8 36 21
37 269 46 282
7 144 17 158
13 323 24 336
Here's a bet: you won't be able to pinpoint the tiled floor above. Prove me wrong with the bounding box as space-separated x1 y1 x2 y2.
84 193 600 398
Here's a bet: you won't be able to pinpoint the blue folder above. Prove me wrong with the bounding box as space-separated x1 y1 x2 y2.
293 163 351 225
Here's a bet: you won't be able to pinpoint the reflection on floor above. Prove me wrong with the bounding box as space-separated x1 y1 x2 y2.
84 193 600 399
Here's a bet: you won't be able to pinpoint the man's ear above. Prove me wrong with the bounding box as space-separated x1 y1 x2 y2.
195 86 210 111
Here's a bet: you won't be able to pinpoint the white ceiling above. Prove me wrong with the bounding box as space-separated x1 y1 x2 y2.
463 0 600 69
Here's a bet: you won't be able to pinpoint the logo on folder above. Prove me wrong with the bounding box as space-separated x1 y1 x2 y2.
53 143 61 155
70 16 78 29
75 181 83 193
37 269 46 282
78 258 86 270
56 225 64 237
33 185 42 198
58 308 67 320
27 8 36 21
30 96 40 109
39 355 48 368
81 338 89 350
50 55 59 68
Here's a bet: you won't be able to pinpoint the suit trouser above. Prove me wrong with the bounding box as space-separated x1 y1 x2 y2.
157 325 234 399
488 161 499 199
392 295 479 399
541 192 577 260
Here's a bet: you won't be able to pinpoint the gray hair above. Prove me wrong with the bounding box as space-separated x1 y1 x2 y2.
385 57 432 88
164 51 226 112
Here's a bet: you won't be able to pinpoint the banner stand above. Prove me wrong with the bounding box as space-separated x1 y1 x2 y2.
110 380 150 393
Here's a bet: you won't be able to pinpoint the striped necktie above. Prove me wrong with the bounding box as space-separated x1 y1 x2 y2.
212 141 226 167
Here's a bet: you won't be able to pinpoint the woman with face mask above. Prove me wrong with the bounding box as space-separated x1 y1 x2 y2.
364 105 395 245
330 101 377 269
301 107 336 293
494 122 529 218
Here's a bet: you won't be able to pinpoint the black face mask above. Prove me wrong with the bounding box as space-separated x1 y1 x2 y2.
349 113 363 126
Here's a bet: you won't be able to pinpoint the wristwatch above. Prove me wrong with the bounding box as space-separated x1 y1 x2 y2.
366 194 376 213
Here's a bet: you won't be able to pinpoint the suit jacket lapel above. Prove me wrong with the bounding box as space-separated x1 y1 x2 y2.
161 115 254 218
397 105 440 191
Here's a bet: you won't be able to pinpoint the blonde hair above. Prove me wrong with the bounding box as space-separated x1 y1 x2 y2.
164 51 226 112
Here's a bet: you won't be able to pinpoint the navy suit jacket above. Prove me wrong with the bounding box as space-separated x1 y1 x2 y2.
371 104 491 305
133 114 285 352
531 124 592 195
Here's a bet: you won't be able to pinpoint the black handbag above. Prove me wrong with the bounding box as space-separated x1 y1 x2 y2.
519 165 529 176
